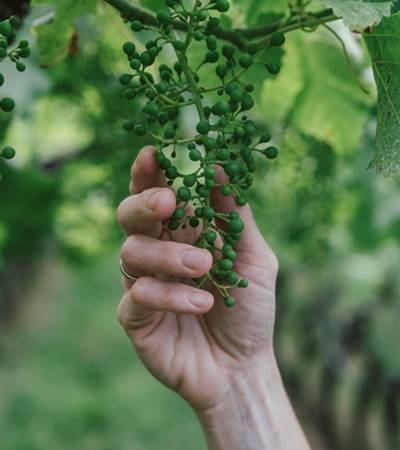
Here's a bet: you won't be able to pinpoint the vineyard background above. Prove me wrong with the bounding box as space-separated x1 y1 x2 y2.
1 1 400 449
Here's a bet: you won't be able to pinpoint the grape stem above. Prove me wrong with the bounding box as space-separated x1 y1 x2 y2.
103 0 339 49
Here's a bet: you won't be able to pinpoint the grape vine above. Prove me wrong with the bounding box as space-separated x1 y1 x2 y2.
0 15 31 175
120 0 284 307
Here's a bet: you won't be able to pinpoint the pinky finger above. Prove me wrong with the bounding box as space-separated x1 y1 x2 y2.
130 277 214 315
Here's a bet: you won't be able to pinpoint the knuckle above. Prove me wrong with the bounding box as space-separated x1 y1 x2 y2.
120 235 139 262
162 283 177 307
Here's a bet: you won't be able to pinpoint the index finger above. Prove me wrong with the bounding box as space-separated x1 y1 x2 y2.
130 146 165 194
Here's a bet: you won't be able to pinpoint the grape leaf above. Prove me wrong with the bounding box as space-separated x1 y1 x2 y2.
261 33 372 155
320 0 393 30
32 0 97 65
364 13 400 177
233 0 288 26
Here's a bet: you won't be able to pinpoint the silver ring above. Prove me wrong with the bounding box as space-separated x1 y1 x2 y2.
119 259 139 282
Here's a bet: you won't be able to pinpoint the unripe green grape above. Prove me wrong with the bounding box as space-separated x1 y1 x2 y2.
259 132 271 144
0 48 6 58
203 207 215 220
224 161 239 177
239 54 253 68
1 146 16 159
173 40 186 51
265 62 280 75
123 42 136 55
168 218 180 230
229 218 244 233
123 120 135 131
264 146 278 159
0 20 12 38
212 100 230 116
204 137 217 151
224 296 236 307
19 39 29 48
9 15 22 29
225 271 239 285
194 31 204 41
183 174 196 187
221 185 232 196
219 258 233 271
119 73 133 85
238 279 249 288
0 73 4 86
222 45 234 58
195 207 204 218
206 36 217 50
217 149 230 161
0 97 15 112
173 207 186 220
189 217 200 228
157 9 173 25
205 230 217 244
163 125 176 139
205 51 219 63
19 46 31 58
247 43 258 55
130 59 141 70
16 62 25 72
125 88 137 99
236 197 248 206
166 166 179 179
196 120 210 135
271 32 286 47
177 186 191 202
204 166 216 179
207 17 220 31
216 64 228 79
229 89 243 103
215 0 230 12
189 148 202 161
131 21 143 32
134 123 147 136
224 248 236 260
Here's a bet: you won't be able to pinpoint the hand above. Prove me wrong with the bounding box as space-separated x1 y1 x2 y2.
117 146 279 413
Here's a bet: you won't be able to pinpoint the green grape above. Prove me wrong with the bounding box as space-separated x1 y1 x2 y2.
264 146 279 159
1 146 16 159
119 0 282 307
0 97 15 112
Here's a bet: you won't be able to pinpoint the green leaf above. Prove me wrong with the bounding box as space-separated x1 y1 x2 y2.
233 0 288 26
320 0 393 30
32 0 97 65
364 12 400 177
262 33 372 154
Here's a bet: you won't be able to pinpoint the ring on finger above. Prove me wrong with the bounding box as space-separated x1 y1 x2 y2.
119 259 140 283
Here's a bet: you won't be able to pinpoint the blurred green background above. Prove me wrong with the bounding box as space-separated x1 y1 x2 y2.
1 1 400 449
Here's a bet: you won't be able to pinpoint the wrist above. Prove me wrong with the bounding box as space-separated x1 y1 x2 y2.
195 355 310 450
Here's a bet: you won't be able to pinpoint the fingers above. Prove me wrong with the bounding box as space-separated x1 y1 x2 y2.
211 166 269 255
121 235 213 279
117 187 176 237
118 278 214 326
130 146 163 194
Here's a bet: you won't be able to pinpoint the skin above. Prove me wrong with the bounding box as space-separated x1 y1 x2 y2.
117 146 310 450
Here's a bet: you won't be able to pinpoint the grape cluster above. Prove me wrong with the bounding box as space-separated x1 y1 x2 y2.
0 15 31 169
119 0 283 307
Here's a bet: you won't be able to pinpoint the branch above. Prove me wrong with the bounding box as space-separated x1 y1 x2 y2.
103 0 339 48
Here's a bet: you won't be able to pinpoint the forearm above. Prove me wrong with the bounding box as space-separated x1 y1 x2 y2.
196 358 310 450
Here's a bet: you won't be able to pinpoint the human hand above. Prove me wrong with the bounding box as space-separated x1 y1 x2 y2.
117 145 279 414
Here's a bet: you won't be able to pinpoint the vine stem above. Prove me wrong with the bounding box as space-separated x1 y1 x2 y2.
103 0 339 49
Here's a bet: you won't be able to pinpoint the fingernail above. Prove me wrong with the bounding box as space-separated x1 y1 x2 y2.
190 293 210 309
147 191 160 211
182 249 208 270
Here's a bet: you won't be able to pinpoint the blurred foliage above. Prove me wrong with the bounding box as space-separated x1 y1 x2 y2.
0 1 399 449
